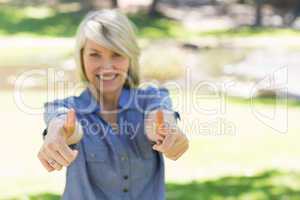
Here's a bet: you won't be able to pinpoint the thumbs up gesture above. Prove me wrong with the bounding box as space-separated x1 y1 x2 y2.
38 108 83 172
145 109 189 161
62 108 83 144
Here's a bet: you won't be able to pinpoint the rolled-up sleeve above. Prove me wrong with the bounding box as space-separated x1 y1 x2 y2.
43 99 72 127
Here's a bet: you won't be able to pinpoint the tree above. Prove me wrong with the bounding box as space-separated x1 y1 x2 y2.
254 0 263 26
148 0 160 17
111 0 118 8
80 0 93 11
253 0 300 27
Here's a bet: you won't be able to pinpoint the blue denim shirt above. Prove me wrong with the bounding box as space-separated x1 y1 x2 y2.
43 86 178 200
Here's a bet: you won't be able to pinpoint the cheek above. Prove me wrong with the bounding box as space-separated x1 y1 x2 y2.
117 59 130 73
83 57 95 81
118 60 130 81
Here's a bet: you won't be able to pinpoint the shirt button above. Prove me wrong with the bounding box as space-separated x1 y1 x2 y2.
123 188 128 193
121 155 128 161
123 175 128 180
90 153 95 158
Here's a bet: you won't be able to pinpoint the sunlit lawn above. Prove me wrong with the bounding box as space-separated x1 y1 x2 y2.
0 6 186 39
0 89 299 199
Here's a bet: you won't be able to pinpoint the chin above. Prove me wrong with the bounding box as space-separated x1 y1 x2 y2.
94 81 124 94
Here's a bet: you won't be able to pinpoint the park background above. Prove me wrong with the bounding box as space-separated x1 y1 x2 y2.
0 0 300 199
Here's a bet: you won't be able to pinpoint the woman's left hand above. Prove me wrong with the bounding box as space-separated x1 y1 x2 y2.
152 126 189 161
145 109 189 161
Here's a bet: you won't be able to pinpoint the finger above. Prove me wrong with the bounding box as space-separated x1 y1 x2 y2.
157 122 174 137
157 128 168 137
63 108 76 138
45 147 69 167
162 134 176 151
170 136 189 157
152 142 166 152
57 143 78 164
38 153 55 172
163 134 178 151
41 151 63 171
171 142 189 160
155 135 173 154
40 158 55 172
156 134 165 142
156 110 167 136
156 131 170 145
156 138 163 145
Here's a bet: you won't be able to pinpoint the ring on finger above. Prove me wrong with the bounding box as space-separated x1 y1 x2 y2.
48 159 56 166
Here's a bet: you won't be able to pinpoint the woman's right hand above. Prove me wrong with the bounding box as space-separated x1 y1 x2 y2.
37 109 79 172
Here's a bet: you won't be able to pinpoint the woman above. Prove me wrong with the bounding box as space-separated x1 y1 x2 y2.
38 9 189 200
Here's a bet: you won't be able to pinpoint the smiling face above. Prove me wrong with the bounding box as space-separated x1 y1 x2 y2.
82 39 130 94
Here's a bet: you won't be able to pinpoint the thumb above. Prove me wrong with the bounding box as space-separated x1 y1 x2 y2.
63 108 76 139
156 109 166 136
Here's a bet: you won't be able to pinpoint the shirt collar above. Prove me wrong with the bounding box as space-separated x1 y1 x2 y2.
75 87 136 114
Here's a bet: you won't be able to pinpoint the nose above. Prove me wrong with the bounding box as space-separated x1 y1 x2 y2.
102 60 113 69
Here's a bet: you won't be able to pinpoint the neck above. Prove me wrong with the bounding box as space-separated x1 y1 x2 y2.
88 85 122 111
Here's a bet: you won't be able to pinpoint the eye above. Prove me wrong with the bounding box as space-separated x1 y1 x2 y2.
113 53 122 57
89 53 101 58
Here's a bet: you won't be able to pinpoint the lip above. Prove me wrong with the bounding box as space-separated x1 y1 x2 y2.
95 74 118 81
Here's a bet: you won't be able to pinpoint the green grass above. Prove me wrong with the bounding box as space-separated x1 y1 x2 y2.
4 170 300 200
199 26 300 38
0 6 187 39
228 96 300 108
166 170 300 200
0 6 84 37
3 5 300 39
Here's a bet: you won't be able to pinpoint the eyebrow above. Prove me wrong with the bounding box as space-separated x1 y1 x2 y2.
88 48 103 53
87 48 121 56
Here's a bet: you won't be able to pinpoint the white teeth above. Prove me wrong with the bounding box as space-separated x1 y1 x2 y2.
97 74 117 81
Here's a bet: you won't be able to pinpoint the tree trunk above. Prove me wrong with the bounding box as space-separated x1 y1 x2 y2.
254 0 263 26
149 0 160 17
111 0 118 8
80 0 93 11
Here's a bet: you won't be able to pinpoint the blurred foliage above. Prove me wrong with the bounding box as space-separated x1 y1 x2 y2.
0 6 187 39
140 46 185 81
5 170 300 200
0 6 85 37
228 96 300 107
1 5 300 38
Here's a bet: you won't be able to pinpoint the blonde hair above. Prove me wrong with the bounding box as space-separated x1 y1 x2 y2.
74 9 140 88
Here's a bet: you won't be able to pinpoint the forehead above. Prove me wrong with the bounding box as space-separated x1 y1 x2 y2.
84 39 113 53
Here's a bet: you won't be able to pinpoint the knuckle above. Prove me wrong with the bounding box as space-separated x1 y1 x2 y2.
47 142 57 150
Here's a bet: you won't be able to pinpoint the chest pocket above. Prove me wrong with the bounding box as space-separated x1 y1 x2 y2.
81 122 108 162
83 141 121 192
84 145 107 162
